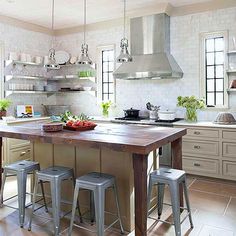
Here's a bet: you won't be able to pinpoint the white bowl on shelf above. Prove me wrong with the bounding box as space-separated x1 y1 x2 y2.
82 87 92 91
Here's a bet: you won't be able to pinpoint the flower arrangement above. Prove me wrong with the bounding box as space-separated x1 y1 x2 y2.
177 96 205 122
101 101 112 117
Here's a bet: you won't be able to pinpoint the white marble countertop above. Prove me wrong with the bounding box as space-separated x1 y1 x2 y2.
173 120 236 129
0 117 50 125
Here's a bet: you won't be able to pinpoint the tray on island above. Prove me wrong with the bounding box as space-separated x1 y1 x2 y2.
63 124 97 131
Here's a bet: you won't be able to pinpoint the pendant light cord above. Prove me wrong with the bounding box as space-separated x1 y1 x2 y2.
51 0 55 48
83 0 87 45
123 0 126 39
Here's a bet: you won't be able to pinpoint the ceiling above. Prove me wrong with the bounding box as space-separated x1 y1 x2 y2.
0 0 212 29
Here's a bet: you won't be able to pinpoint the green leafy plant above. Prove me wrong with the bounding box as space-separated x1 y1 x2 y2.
101 101 112 117
0 99 11 111
60 111 90 123
177 96 205 122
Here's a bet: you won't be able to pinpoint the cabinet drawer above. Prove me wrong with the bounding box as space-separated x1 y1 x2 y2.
223 142 236 158
183 157 219 175
186 128 219 139
223 161 236 178
222 130 236 141
183 140 219 156
9 146 31 164
8 138 30 150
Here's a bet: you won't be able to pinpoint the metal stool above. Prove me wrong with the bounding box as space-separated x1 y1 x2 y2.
28 166 81 236
68 172 124 236
147 167 193 236
0 160 47 227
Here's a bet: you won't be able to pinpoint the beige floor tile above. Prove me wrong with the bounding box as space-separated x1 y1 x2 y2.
198 225 234 236
188 190 230 214
189 179 236 197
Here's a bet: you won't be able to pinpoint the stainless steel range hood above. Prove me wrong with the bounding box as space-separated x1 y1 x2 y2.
113 13 183 79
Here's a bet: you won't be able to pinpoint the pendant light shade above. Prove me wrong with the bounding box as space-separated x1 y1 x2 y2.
77 0 93 65
117 0 132 63
44 0 60 70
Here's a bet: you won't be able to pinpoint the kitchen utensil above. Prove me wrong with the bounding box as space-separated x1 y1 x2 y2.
70 56 77 64
9 52 18 61
213 112 236 124
124 108 140 118
158 110 176 120
42 105 71 116
149 110 158 120
42 122 63 132
146 102 160 111
55 51 70 65
230 80 236 88
20 53 27 62
35 56 42 64
82 86 92 91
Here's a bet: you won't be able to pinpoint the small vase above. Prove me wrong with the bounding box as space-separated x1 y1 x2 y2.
185 108 197 122
102 109 109 118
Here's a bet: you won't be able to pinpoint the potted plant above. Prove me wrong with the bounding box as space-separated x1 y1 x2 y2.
0 99 11 119
177 96 205 122
101 101 112 117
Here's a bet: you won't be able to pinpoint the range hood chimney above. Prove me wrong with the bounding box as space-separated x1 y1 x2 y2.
113 13 183 79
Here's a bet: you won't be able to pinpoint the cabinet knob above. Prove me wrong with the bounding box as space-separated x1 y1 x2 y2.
194 145 201 149
194 163 201 167
20 151 26 156
194 131 201 135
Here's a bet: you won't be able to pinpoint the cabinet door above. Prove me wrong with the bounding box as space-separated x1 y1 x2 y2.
223 161 236 179
186 128 219 139
183 140 219 156
9 146 31 163
8 138 30 149
183 156 219 175
223 142 236 159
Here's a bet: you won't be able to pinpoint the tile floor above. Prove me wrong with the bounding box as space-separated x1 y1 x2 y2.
0 175 236 235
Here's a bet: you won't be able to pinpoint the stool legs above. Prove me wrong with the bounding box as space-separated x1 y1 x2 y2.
94 187 105 236
157 184 165 219
147 177 153 218
0 171 7 207
17 171 27 227
183 177 193 228
28 175 39 231
169 182 181 236
68 183 80 236
39 180 48 212
113 181 124 234
51 179 61 236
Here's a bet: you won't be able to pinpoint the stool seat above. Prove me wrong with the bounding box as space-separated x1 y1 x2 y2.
150 167 185 181
4 160 40 173
37 166 73 178
77 172 115 186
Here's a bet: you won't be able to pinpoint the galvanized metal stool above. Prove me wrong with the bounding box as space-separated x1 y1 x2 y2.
28 166 81 236
0 160 48 227
68 172 124 236
147 167 193 236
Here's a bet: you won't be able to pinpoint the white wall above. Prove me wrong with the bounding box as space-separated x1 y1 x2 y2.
2 7 236 120
0 22 57 116
54 7 236 120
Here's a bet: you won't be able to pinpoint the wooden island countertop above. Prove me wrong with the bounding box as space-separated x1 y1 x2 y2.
0 122 186 236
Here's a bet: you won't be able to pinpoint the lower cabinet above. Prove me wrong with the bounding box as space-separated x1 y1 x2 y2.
175 125 236 181
183 156 219 176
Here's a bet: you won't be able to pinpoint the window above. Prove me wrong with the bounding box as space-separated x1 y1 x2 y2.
97 45 115 102
200 31 228 108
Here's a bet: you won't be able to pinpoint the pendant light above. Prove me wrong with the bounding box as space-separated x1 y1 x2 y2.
117 0 132 63
44 0 60 70
77 0 93 65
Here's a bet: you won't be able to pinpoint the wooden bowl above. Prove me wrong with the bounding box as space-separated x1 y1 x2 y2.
41 122 63 132
213 112 236 124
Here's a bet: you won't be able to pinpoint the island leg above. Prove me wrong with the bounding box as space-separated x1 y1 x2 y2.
133 153 148 236
171 137 184 208
0 137 2 189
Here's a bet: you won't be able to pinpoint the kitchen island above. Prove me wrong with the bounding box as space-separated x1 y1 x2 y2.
0 122 186 236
